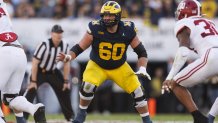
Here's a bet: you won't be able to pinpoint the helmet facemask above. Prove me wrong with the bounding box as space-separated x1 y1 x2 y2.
100 13 121 27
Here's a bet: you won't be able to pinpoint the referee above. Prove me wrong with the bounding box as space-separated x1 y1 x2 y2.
24 25 74 121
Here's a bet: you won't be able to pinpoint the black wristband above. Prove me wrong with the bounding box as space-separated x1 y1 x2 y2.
31 80 37 83
64 80 69 83
133 42 147 58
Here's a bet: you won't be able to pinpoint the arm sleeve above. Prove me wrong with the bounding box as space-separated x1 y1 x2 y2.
166 46 190 80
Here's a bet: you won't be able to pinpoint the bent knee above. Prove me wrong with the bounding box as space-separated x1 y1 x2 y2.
131 86 147 108
79 82 97 100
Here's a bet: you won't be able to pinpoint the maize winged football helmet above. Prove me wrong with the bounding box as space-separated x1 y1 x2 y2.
100 1 122 27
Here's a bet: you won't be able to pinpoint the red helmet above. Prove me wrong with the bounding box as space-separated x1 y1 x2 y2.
175 0 201 20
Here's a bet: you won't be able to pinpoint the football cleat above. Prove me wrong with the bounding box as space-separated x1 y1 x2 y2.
33 105 47 123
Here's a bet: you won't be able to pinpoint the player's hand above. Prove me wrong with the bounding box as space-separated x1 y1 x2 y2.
56 52 66 62
62 82 70 91
135 66 151 80
161 80 172 94
27 82 37 90
56 52 72 63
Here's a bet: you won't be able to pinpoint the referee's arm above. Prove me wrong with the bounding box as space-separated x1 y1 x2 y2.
31 58 40 82
63 61 70 82
27 57 40 90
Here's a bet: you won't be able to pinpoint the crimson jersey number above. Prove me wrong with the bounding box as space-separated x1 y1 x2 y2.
194 19 218 38
99 42 126 60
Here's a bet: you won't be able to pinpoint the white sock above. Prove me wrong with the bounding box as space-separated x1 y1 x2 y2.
9 96 44 116
209 97 218 117
14 112 23 117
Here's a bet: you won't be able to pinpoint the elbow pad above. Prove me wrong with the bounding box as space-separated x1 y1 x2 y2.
166 46 189 80
70 44 84 56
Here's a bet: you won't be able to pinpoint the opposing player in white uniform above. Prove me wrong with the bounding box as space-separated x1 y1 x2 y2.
0 0 46 123
162 0 218 123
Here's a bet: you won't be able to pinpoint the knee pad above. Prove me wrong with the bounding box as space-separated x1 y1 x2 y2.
79 82 97 100
3 94 18 105
131 86 147 108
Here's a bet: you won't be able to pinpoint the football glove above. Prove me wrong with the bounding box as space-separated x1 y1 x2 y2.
135 66 151 80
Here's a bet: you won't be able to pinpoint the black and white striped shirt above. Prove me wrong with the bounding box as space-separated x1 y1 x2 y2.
34 38 69 71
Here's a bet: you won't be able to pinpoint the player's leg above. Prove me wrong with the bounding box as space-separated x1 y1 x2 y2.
0 48 26 123
14 111 26 123
23 87 37 120
48 70 74 121
170 50 218 123
208 97 218 123
109 62 152 123
73 60 107 123
73 82 97 123
0 109 5 122
2 48 46 123
24 72 44 120
0 103 6 123
170 83 207 123
2 93 46 123
131 86 152 123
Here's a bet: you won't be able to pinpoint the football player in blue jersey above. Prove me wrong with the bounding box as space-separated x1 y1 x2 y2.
57 1 152 123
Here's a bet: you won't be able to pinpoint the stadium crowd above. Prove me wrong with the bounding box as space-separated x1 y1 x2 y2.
5 0 218 26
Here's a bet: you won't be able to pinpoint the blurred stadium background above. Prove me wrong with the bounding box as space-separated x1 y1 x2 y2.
2 0 218 122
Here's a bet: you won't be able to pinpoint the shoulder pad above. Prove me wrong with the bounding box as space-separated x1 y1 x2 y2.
123 21 132 27
121 21 137 40
122 21 136 32
174 18 192 36
88 20 101 34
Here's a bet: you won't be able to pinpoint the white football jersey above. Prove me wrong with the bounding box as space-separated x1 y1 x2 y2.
0 0 13 33
0 0 20 46
174 17 218 56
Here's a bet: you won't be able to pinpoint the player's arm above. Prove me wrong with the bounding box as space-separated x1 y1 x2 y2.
71 32 93 58
131 36 151 80
166 27 191 80
57 32 93 62
131 36 148 67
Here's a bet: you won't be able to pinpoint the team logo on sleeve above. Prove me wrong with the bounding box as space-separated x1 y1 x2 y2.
124 21 131 27
0 7 6 17
92 20 100 25
0 32 18 42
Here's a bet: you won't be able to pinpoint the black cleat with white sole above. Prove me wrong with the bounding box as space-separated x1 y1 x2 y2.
34 106 47 123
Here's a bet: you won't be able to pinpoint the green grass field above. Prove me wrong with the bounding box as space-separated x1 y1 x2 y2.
5 113 217 123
